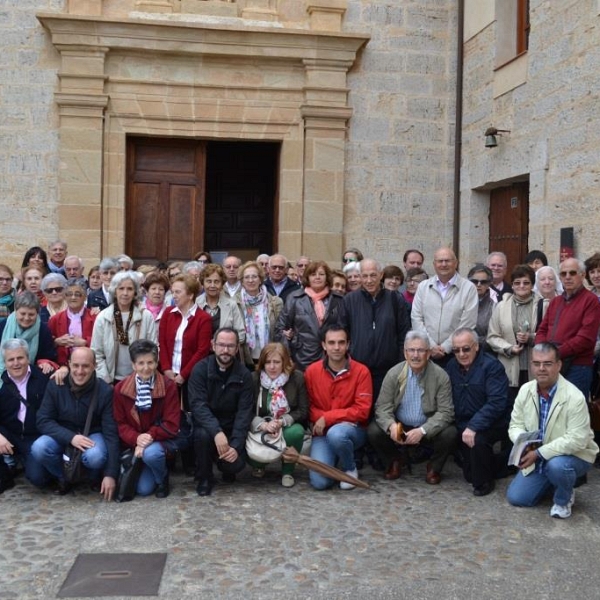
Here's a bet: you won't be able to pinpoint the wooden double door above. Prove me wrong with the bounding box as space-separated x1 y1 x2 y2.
126 137 279 264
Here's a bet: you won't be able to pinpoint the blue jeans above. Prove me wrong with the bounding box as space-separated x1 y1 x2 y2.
309 423 366 490
30 433 108 483
565 365 593 399
506 455 592 507
136 442 167 496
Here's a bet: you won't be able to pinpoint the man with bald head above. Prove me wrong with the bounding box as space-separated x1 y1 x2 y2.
535 257 600 397
411 246 478 367
31 347 119 500
222 255 242 298
344 258 410 398
264 254 300 303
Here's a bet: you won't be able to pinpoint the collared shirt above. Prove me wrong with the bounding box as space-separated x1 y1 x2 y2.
8 366 32 423
537 381 558 472
396 367 427 427
271 277 288 296
435 272 458 300
224 281 241 296
172 303 198 373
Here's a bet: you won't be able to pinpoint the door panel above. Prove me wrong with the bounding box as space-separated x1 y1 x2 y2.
489 182 529 274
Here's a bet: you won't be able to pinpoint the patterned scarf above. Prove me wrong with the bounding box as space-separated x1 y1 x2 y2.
241 286 270 351
0 292 15 321
114 308 131 345
260 371 290 418
135 374 154 412
304 286 330 326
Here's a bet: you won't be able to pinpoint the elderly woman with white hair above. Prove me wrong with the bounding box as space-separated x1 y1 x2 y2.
533 265 564 326
91 271 157 384
343 261 362 293
40 273 68 324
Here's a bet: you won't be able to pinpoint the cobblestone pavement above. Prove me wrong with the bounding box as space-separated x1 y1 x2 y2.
2 459 600 600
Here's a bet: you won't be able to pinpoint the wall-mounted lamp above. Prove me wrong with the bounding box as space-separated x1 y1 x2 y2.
484 127 511 148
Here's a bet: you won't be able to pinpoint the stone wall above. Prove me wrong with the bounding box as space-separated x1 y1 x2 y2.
0 1 65 271
343 0 458 266
461 0 600 267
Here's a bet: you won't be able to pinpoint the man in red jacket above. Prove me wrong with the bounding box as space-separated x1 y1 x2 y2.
304 325 372 490
536 257 600 397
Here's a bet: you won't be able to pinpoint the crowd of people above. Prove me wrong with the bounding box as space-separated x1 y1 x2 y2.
0 240 599 520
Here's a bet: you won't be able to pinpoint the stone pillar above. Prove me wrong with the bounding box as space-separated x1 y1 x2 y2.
54 47 109 263
301 57 353 262
307 0 347 32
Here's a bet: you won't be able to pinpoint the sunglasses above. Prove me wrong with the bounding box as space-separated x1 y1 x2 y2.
452 345 474 354
45 287 64 294
559 270 578 277
469 278 490 286
343 258 357 264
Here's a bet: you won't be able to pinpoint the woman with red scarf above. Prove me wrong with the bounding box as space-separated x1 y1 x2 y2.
276 260 345 371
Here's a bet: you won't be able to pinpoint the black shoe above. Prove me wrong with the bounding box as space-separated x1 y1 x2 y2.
222 472 236 483
473 480 495 497
90 480 102 493
196 480 213 497
54 480 73 496
155 475 170 499
0 476 15 494
574 474 588 488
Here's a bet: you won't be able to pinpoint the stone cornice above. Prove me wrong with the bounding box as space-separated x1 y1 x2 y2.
37 12 369 64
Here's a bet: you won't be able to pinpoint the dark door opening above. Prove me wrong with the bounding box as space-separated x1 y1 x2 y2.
126 137 279 264
204 141 279 259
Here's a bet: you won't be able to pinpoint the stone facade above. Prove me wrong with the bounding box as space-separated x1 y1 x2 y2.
460 0 600 267
0 0 459 271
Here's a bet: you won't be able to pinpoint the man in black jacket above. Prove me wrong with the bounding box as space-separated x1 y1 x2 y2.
31 347 119 500
264 254 300 303
189 327 254 496
0 338 50 492
343 259 411 398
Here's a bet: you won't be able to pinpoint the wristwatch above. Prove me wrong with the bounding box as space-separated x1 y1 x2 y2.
420 427 426 436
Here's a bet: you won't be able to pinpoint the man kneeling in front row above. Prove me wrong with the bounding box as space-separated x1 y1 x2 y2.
507 342 598 518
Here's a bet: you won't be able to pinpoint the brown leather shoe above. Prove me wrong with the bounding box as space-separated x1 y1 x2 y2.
425 463 441 485
384 458 402 480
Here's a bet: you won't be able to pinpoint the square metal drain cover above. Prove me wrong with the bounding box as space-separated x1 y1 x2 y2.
57 553 167 598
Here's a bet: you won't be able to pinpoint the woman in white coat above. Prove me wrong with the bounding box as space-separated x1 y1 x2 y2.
91 271 157 384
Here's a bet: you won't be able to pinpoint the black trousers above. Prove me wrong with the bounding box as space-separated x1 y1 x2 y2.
458 426 508 487
193 426 246 482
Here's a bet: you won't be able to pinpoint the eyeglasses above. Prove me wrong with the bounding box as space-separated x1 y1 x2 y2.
45 287 64 294
469 278 490 286
512 281 532 287
559 270 578 277
0 277 12 283
65 292 85 298
269 265 286 270
405 348 428 355
531 361 556 368
198 260 208 264
452 345 474 354
214 342 237 350
343 258 357 264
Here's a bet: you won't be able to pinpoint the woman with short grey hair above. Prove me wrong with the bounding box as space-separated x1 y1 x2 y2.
91 271 156 384
40 273 68 323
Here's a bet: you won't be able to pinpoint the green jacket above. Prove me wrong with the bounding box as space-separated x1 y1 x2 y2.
374 360 454 438
509 375 599 475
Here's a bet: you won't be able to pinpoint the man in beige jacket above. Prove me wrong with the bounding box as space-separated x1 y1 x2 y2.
507 342 598 518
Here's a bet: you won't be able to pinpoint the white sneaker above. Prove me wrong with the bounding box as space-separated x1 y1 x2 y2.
281 474 295 488
340 468 359 490
550 492 575 519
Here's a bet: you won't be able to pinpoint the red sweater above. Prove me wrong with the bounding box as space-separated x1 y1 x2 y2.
158 306 212 381
48 308 96 366
535 287 600 366
113 372 181 449
305 357 373 430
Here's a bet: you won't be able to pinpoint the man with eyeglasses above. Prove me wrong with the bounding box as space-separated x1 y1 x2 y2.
264 254 299 302
506 343 598 518
446 328 510 496
535 257 600 397
486 251 512 302
295 256 311 280
412 246 478 367
221 255 242 298
188 327 254 497
368 330 456 484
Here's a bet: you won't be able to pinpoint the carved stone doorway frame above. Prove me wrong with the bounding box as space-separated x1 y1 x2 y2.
38 7 369 265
